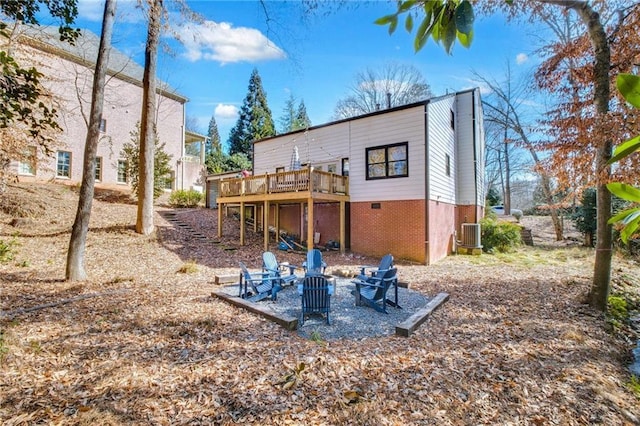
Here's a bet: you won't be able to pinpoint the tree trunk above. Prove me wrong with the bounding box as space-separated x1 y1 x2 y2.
571 2 612 311
503 125 511 215
528 149 563 241
136 0 162 236
65 0 116 281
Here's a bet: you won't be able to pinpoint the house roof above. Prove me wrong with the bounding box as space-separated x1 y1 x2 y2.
14 24 187 104
185 130 207 144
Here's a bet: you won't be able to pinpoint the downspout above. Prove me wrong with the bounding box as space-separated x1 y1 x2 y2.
471 89 479 222
180 103 186 190
424 102 430 265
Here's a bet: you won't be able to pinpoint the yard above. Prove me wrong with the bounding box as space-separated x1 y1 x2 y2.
1 182 639 425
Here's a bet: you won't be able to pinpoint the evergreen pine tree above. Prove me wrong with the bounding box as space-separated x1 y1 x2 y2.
293 100 311 131
279 94 297 134
206 115 221 155
227 68 275 159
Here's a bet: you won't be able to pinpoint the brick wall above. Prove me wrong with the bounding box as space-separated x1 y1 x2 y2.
350 200 426 263
456 205 482 232
428 200 456 264
272 203 343 247
276 204 302 239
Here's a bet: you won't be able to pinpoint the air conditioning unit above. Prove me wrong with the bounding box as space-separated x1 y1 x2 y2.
461 223 482 249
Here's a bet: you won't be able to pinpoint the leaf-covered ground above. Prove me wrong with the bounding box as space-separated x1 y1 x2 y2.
1 182 639 425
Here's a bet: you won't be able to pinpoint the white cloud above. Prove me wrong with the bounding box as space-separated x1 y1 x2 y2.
516 53 529 65
215 104 239 120
175 21 286 64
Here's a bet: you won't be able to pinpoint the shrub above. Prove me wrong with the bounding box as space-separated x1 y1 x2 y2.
607 295 628 330
0 238 17 263
169 190 202 208
480 217 522 253
177 260 198 274
512 210 523 222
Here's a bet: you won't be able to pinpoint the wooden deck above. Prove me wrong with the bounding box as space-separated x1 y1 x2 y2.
216 169 350 252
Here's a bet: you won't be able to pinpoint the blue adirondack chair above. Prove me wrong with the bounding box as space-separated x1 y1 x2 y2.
353 266 400 314
356 253 394 281
238 262 282 302
302 249 327 276
299 275 332 326
262 251 298 287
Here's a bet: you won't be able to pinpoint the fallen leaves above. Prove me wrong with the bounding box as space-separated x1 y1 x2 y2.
0 183 639 424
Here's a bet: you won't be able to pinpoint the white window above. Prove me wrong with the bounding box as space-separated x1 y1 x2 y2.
117 160 127 183
95 157 102 181
18 147 36 175
56 151 71 178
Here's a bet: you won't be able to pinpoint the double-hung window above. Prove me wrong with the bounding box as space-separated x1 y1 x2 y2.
366 142 408 180
18 147 36 175
117 160 128 183
94 157 102 181
56 151 71 178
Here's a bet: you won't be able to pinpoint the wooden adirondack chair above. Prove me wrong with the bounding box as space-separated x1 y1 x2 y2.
262 251 298 287
302 249 327 276
356 253 394 281
238 262 282 302
353 267 400 314
299 275 332 326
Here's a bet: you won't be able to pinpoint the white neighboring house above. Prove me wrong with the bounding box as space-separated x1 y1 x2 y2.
7 25 205 191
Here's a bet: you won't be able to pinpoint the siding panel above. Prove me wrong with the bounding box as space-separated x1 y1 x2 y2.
348 106 426 202
427 96 456 205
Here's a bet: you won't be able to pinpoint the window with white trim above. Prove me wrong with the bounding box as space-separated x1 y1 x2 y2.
56 151 71 178
18 147 36 175
95 157 102 181
117 160 128 183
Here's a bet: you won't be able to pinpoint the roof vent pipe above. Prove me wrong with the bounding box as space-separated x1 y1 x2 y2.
386 92 391 109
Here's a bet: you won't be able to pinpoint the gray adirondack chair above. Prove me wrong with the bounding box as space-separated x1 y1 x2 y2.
302 249 327 276
299 275 332 326
238 262 282 302
262 251 298 287
356 253 393 281
353 266 400 314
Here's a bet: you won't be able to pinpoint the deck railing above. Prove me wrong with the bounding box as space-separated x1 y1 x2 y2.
219 169 348 197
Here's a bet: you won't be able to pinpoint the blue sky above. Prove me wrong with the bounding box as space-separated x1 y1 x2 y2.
69 0 542 149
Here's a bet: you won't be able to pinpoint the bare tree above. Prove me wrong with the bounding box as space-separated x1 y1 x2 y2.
333 62 432 119
136 0 163 236
66 0 117 281
476 66 565 241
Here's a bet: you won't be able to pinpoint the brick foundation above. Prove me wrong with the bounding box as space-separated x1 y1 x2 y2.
350 200 426 263
428 200 456 264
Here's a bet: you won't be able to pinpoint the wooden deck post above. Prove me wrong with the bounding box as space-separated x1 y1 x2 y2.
263 200 269 251
240 201 245 245
253 205 258 232
217 202 223 238
275 203 280 241
300 202 305 241
340 200 345 254
307 197 314 252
